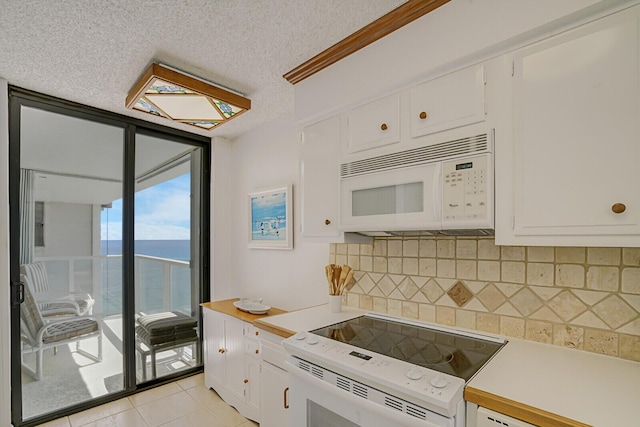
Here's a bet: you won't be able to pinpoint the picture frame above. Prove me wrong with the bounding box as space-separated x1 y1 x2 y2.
248 184 293 250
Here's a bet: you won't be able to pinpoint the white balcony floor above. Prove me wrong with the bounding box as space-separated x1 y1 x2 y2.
21 315 199 421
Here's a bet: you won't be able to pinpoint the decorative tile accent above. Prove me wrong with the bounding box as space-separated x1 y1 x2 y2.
447 281 473 307
548 291 587 321
591 295 636 329
477 284 506 312
398 278 419 299
421 279 444 303
343 237 640 362
510 289 543 317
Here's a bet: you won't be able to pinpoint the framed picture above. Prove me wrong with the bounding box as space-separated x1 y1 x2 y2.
248 184 293 249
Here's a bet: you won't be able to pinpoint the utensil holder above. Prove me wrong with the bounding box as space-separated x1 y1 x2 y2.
328 295 343 313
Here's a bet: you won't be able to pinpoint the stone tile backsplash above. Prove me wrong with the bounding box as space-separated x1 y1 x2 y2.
330 238 640 362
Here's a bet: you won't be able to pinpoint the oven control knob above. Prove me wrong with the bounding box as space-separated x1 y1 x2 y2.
293 332 307 340
307 335 319 345
430 376 448 389
406 368 423 380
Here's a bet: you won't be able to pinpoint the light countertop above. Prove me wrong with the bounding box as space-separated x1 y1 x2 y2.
466 338 640 427
253 304 366 338
201 298 287 323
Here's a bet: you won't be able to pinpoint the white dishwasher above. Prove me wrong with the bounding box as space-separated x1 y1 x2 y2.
477 407 536 427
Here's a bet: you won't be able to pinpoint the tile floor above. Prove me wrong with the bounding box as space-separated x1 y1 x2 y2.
35 374 259 427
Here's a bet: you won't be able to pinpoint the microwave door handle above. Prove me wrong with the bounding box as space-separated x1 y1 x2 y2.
433 163 442 221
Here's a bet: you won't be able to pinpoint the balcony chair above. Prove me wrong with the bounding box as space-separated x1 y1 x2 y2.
20 261 94 317
20 274 103 381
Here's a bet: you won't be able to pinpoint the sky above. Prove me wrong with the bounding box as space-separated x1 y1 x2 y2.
101 173 191 240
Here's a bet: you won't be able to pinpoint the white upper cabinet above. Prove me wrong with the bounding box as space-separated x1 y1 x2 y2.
410 64 486 140
497 5 640 246
346 93 400 154
300 116 342 238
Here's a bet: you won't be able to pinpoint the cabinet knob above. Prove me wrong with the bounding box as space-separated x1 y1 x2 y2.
419 111 428 120
255 331 259 336
218 349 225 353
324 219 331 225
612 203 626 214
244 379 249 384
255 349 259 354
380 123 388 131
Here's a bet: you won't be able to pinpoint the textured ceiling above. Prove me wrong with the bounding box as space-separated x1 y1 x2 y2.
0 0 406 140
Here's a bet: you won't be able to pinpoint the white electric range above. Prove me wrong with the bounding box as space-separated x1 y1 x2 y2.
282 313 505 427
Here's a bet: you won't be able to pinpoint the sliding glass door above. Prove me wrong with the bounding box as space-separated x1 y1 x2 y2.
9 88 209 426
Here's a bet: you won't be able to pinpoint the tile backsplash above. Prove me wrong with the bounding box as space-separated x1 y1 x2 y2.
329 237 640 362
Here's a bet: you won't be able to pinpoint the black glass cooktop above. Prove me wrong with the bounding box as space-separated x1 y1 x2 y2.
310 315 504 382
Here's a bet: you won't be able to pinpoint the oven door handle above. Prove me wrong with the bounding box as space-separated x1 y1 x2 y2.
286 360 451 427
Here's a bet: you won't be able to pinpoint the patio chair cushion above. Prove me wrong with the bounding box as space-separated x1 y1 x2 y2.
42 318 100 344
136 311 197 335
135 326 197 346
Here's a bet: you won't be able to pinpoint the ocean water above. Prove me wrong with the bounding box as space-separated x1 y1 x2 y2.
101 240 190 261
100 240 191 316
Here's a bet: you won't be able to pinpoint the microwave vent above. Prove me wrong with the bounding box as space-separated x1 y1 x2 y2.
341 133 488 178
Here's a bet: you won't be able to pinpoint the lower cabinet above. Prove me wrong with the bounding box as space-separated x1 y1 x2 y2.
260 361 290 427
203 308 260 422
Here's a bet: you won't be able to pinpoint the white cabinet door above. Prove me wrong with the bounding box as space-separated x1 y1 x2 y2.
510 7 640 241
347 94 400 153
224 315 246 402
203 309 225 388
410 64 486 139
300 116 341 238
245 355 261 415
260 362 290 427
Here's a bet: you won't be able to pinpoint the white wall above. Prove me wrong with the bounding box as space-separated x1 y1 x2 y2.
211 114 329 311
0 78 12 426
34 202 94 258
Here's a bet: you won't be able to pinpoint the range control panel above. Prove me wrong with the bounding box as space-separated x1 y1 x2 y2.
442 154 490 222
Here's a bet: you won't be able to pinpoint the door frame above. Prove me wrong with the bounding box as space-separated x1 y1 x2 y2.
8 86 211 426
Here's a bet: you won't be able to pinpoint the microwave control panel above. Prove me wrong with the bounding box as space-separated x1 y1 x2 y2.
442 155 489 221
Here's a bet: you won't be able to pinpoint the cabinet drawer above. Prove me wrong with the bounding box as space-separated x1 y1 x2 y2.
347 94 400 154
245 324 261 339
244 339 261 357
261 338 288 370
410 64 486 139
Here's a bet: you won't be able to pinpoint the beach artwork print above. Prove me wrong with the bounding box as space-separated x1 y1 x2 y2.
248 185 292 249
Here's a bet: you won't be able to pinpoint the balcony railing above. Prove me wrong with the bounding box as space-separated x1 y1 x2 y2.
33 254 193 317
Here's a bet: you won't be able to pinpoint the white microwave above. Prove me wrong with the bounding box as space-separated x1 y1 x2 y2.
339 135 493 234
